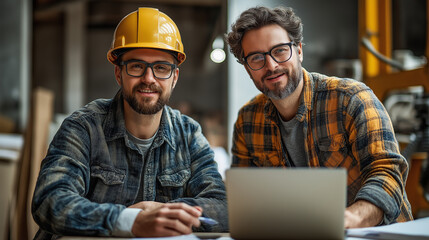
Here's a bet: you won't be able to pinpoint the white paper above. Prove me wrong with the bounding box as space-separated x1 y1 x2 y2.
346 217 429 240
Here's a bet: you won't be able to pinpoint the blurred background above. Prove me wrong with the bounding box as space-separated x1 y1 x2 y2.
0 0 428 239
1 0 427 149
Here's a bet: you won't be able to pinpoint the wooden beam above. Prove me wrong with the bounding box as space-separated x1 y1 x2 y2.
365 67 429 101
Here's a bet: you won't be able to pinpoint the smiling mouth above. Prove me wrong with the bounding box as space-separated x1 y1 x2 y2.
265 73 285 81
138 89 157 94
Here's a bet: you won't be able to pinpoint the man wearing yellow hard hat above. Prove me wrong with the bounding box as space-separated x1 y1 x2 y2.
31 8 228 239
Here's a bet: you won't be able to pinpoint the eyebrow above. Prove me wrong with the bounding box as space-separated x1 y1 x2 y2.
244 49 265 57
245 42 293 57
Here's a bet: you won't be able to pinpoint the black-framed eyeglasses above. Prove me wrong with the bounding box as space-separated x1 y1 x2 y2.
119 60 177 79
243 42 295 71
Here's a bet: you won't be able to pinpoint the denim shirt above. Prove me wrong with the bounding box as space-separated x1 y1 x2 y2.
32 91 228 239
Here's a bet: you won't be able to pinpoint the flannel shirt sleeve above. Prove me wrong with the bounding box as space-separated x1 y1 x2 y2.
345 88 411 224
231 110 253 167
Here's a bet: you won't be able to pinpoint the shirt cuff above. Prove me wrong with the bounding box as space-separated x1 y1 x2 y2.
112 208 142 237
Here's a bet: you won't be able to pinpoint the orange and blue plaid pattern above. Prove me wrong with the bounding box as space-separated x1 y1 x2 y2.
231 69 413 224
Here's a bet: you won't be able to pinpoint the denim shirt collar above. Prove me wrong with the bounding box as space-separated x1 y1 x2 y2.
103 90 176 151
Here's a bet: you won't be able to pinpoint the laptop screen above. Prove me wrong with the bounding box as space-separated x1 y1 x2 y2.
225 168 347 240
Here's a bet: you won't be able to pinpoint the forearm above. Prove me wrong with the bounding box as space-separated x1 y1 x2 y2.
354 179 404 224
344 200 383 228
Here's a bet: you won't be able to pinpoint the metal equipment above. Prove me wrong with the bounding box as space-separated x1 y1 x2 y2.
359 0 429 218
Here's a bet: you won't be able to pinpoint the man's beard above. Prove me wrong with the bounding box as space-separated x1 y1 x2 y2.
256 64 302 100
122 82 171 115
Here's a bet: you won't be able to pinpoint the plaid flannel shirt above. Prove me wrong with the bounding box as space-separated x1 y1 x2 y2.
231 69 413 224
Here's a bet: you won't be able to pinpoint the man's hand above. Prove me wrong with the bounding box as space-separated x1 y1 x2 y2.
131 202 202 237
344 200 383 228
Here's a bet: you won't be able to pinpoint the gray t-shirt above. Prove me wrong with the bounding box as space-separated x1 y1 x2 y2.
278 115 308 167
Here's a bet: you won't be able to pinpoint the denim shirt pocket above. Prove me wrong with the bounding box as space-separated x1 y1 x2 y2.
317 134 348 167
156 168 191 202
88 164 126 203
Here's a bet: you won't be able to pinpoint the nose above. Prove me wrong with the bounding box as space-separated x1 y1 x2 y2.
141 67 157 84
264 54 279 71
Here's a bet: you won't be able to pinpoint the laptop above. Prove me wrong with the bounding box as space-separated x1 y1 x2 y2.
225 168 347 240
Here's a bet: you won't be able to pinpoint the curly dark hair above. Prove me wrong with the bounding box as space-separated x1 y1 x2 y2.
225 6 303 64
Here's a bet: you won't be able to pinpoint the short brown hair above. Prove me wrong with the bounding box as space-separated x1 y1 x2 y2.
226 6 303 64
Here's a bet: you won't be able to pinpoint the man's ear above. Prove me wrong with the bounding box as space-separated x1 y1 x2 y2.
114 65 122 86
172 68 179 89
297 42 303 62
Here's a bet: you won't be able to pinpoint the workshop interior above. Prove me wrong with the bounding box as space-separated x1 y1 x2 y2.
0 0 428 239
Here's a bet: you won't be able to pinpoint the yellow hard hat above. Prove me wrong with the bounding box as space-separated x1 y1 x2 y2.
107 8 186 65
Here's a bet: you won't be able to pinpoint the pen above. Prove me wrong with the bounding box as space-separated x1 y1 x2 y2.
198 217 219 225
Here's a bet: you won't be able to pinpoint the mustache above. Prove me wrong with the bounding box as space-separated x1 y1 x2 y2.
262 68 288 82
133 83 162 93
